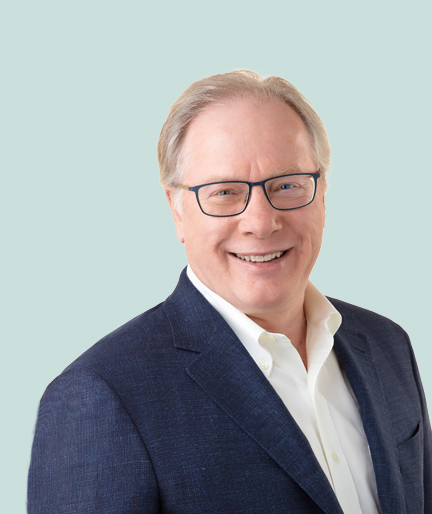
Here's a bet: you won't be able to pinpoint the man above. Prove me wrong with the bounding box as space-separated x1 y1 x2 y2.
28 70 431 513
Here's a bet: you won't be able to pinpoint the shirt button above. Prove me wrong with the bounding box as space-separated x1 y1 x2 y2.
260 361 269 370
267 335 276 343
332 452 339 462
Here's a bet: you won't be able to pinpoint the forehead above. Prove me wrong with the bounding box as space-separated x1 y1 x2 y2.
181 97 316 182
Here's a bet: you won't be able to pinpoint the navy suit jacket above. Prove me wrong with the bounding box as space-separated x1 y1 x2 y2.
28 269 432 513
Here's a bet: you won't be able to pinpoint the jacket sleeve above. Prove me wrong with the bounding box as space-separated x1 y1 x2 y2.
27 367 159 513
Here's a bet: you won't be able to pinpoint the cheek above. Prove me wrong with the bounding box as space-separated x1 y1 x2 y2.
294 213 325 256
182 215 233 254
309 220 324 248
308 201 326 237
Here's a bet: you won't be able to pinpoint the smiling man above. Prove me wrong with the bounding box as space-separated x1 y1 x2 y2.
166 96 325 368
28 70 431 514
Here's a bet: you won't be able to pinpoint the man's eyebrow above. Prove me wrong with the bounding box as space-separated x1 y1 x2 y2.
272 167 306 176
197 167 307 184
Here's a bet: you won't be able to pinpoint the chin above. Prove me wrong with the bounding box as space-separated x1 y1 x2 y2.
234 290 290 315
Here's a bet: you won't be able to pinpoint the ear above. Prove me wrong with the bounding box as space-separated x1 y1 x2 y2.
164 187 185 244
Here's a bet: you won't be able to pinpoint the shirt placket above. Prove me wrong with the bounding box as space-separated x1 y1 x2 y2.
306 328 363 514
313 385 363 514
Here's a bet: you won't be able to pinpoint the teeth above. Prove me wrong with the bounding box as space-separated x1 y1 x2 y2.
235 251 284 262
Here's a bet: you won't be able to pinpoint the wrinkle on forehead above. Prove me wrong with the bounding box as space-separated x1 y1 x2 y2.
196 167 314 185
180 98 317 184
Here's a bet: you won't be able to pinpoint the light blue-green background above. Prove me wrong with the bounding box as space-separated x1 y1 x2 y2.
2 1 432 512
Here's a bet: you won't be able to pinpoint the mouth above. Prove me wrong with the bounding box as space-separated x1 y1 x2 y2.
233 250 287 263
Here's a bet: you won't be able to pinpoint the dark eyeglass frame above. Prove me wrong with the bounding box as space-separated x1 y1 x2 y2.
176 172 321 217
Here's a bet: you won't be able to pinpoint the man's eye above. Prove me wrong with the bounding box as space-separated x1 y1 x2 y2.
212 188 244 197
277 182 299 191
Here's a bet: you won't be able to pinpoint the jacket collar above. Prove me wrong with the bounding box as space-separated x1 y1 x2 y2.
334 322 406 513
163 268 219 354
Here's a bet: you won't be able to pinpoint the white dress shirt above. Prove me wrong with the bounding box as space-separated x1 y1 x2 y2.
187 266 381 514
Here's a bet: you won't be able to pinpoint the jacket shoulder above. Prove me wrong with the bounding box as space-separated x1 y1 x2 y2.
327 296 408 340
63 300 174 377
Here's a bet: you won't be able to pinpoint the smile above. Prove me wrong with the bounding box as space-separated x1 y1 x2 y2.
234 251 286 262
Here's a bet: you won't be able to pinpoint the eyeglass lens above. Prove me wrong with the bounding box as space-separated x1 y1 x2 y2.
198 175 316 216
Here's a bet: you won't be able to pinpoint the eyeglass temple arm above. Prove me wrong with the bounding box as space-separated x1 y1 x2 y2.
175 184 190 190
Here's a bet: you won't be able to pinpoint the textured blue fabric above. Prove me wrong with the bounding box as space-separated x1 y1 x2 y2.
28 269 432 513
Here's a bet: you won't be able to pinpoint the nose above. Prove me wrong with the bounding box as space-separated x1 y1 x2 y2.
238 184 282 238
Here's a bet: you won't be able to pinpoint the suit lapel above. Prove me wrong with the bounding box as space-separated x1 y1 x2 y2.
334 328 406 514
164 270 343 514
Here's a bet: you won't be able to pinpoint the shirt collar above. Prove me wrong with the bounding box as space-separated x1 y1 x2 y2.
186 265 342 378
304 281 342 336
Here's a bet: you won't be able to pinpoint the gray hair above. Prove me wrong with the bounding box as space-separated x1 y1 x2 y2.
158 69 330 211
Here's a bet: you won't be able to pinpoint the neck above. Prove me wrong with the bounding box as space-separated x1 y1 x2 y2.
246 302 308 369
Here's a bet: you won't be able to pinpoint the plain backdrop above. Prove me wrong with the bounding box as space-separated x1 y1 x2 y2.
2 1 432 512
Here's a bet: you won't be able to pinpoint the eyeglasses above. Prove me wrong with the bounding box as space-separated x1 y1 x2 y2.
176 172 321 217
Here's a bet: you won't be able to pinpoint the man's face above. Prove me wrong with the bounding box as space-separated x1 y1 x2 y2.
166 98 326 319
